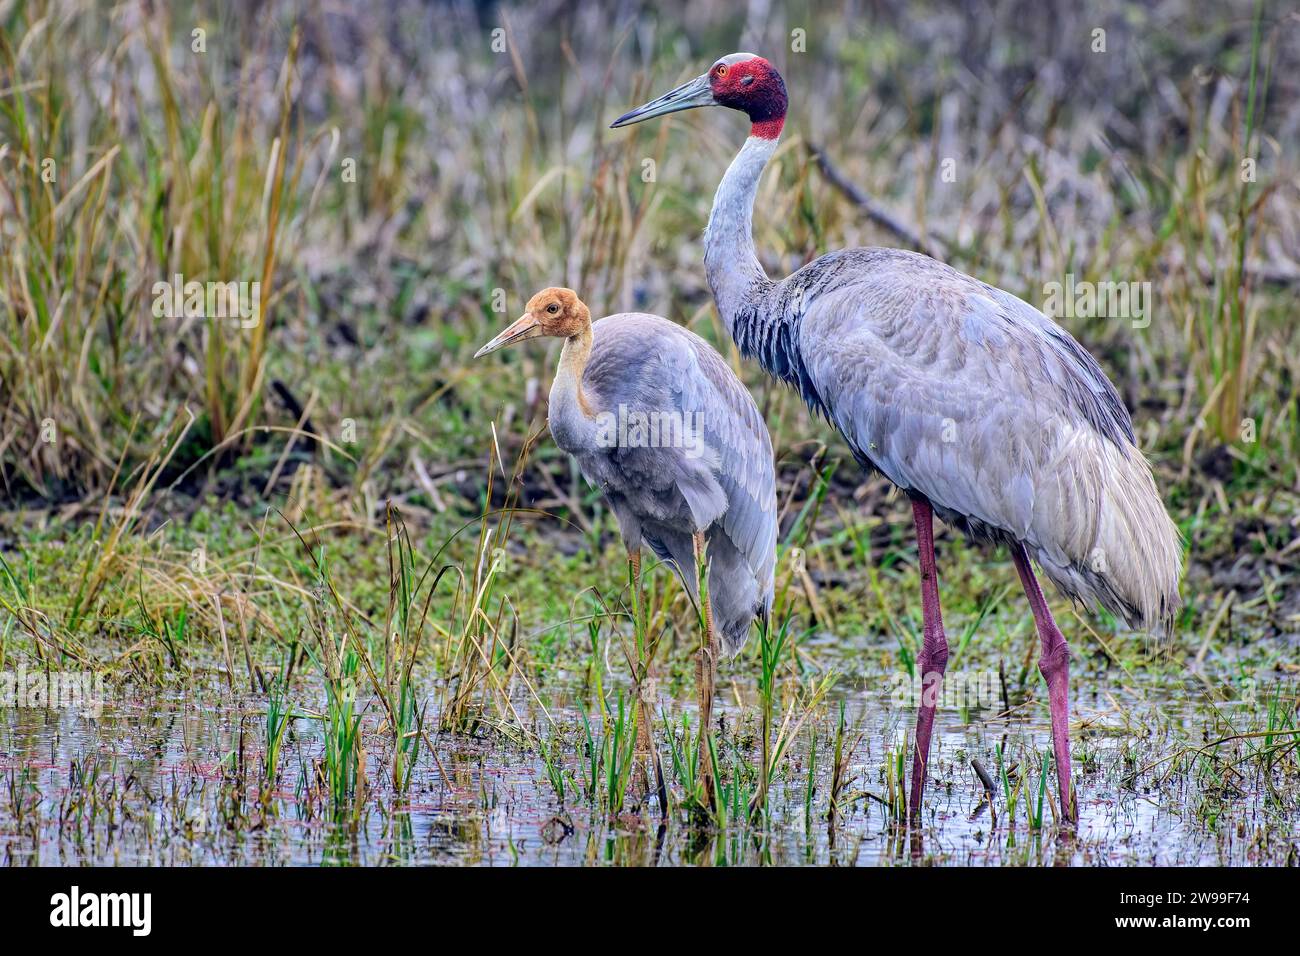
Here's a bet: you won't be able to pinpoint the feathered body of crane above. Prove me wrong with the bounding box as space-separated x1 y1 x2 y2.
476 288 777 794
613 53 1183 822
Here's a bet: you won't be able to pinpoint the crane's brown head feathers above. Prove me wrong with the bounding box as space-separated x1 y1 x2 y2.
473 287 591 358
524 287 590 338
708 54 787 138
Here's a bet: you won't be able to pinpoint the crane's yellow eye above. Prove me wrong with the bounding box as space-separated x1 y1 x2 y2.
715 64 727 77
547 304 560 314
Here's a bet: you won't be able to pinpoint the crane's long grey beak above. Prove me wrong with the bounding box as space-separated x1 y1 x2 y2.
474 314 541 358
610 73 714 128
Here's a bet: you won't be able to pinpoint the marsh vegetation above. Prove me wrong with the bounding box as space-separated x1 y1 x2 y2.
1 0 1297 865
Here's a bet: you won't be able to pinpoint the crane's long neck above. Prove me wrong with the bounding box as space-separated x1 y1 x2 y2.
705 128 829 419
705 134 779 330
548 325 598 452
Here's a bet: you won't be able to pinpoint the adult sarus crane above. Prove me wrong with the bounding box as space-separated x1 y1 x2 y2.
612 53 1183 823
475 288 778 795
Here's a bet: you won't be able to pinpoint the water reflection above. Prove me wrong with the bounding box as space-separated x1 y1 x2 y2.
0 668 1289 866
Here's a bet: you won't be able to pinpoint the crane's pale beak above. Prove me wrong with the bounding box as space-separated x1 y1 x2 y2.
474 314 542 358
610 73 714 128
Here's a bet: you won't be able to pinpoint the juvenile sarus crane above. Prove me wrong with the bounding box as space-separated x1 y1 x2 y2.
475 288 777 793
613 54 1183 823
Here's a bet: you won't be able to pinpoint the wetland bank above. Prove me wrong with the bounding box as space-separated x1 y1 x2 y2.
2 0 1298 866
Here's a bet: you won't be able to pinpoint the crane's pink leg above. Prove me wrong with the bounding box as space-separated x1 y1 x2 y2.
692 531 718 807
909 498 948 822
1011 542 1076 823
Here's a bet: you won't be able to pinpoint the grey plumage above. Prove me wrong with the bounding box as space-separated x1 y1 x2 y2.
757 248 1180 630
550 312 777 656
705 136 1183 634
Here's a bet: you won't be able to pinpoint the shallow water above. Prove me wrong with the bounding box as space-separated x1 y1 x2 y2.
2 655 1292 866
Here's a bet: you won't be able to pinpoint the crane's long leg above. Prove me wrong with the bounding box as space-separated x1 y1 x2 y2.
692 530 717 805
1010 542 1075 823
628 548 667 813
909 498 948 822
628 549 650 800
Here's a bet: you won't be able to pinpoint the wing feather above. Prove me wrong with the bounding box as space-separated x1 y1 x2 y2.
583 314 778 611
784 250 1179 628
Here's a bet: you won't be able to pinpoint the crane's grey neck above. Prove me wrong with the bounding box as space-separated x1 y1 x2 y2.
705 135 778 331
705 133 830 421
548 327 598 452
